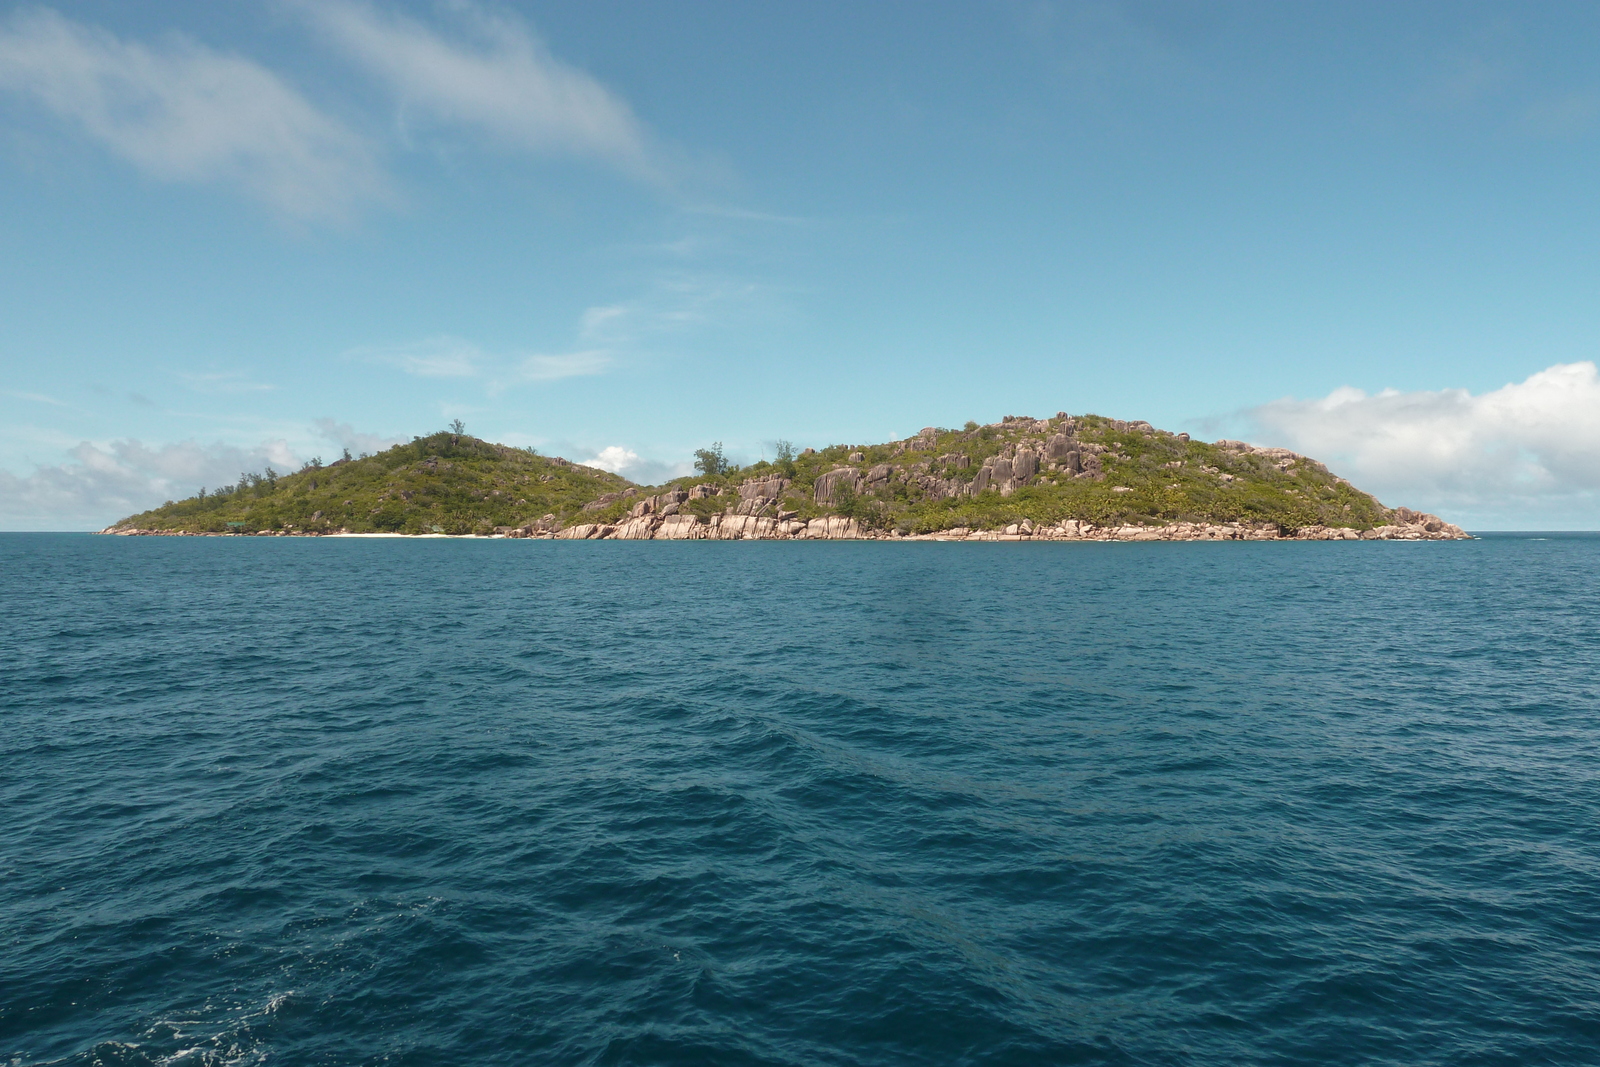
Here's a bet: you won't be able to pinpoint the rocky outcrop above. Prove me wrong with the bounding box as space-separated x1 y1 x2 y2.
654 514 703 540
800 516 862 539
712 514 776 539
739 476 789 500
1365 509 1468 539
814 467 864 503
611 515 659 540
556 523 603 539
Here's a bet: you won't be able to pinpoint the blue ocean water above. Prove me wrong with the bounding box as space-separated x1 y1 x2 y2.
3 533 1599 1066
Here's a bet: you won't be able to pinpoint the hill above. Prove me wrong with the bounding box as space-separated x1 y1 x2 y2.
108 431 629 535
105 415 1468 540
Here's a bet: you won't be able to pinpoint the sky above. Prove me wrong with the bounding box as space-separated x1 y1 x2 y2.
2 0 1599 530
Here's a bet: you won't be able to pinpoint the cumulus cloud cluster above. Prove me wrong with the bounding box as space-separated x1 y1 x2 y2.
580 444 689 486
0 2 661 220
1247 361 1600 527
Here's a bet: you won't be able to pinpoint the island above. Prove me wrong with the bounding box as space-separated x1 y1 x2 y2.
101 413 1469 541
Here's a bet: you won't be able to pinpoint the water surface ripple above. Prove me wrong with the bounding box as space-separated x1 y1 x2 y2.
3 534 1599 1065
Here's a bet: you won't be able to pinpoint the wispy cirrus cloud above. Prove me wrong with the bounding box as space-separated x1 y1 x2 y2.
299 0 660 180
0 7 388 221
177 371 275 394
519 350 610 383
1244 361 1600 527
356 334 611 389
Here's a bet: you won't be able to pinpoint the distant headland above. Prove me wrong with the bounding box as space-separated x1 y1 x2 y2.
102 414 1468 541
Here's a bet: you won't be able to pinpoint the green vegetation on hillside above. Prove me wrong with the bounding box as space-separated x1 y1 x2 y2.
115 431 629 534
113 414 1396 535
628 415 1392 533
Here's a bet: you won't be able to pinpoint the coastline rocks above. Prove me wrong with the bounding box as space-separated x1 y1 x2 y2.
714 514 776 539
801 516 862 539
654 514 703 539
556 523 608 539
611 515 659 540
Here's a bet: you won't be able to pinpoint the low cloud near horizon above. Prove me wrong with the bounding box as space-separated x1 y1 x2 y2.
0 422 405 530
1245 361 1600 528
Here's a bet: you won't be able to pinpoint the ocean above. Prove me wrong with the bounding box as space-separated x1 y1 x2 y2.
3 533 1598 1066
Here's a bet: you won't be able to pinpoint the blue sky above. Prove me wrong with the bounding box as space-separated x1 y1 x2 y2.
3 0 1599 528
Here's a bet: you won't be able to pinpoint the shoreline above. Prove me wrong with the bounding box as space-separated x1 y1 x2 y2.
98 517 1471 542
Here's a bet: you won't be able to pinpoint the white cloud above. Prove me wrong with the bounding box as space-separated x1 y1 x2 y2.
518 350 610 382
585 445 638 473
358 335 483 378
576 274 767 348
577 444 689 486
0 8 388 221
178 371 275 394
357 334 611 388
312 418 404 457
0 437 302 530
4 390 70 407
300 0 657 178
1247 362 1600 528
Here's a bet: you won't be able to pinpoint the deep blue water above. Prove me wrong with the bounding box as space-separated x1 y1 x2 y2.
3 533 1599 1066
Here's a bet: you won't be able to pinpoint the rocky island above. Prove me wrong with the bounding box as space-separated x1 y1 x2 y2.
103 413 1468 541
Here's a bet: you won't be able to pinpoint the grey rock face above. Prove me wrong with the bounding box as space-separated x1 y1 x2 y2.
735 497 776 516
653 514 702 540
815 467 865 503
970 466 992 494
556 524 600 539
714 514 776 539
739 476 789 500
802 516 863 539
866 463 894 486
611 516 659 540
1013 448 1038 481
581 491 625 512
992 457 1014 481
